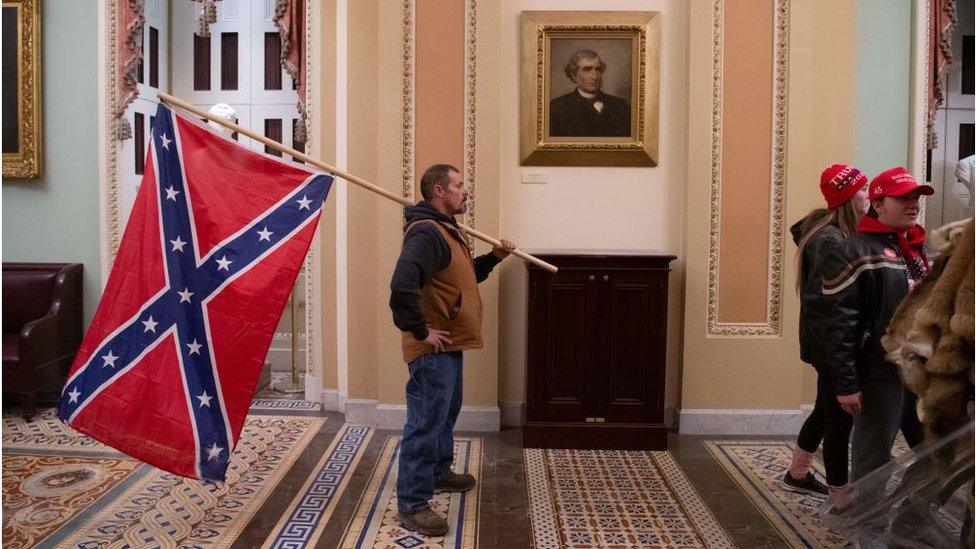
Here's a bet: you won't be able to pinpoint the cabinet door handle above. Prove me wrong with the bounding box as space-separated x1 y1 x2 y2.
588 275 595 282
602 275 609 282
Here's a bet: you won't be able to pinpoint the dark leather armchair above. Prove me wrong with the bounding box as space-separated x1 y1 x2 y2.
2 263 83 419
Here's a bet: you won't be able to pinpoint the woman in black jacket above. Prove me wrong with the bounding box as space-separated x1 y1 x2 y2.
783 164 870 505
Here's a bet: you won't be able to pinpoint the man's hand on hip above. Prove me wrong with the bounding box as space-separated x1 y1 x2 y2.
837 391 862 416
424 329 452 353
493 239 516 260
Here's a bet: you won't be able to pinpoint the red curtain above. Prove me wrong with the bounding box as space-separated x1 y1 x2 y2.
275 0 307 142
928 0 958 149
115 0 145 140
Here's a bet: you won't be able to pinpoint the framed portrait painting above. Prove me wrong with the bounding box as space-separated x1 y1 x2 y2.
2 0 42 179
520 11 659 167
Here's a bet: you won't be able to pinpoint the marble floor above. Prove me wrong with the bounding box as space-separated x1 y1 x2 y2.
227 409 791 548
3 401 808 548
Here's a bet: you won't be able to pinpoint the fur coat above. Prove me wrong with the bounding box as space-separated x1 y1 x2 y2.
882 218 974 442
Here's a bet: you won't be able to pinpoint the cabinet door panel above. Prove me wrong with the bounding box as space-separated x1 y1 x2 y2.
527 272 596 422
597 271 666 423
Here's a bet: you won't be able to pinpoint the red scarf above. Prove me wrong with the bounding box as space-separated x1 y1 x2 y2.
857 216 929 287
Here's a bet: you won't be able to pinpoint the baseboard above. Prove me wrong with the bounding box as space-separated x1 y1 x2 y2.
678 407 815 435
343 399 501 431
321 389 340 412
500 401 524 427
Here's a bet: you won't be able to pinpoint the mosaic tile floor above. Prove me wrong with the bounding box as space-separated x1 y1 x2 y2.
524 448 734 548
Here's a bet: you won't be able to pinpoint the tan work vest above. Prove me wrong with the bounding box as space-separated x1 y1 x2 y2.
400 220 484 363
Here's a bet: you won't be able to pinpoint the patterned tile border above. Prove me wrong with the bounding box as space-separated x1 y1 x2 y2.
261 424 374 548
46 415 325 548
703 438 911 549
3 409 115 455
341 436 482 549
524 448 734 548
249 398 322 411
704 440 840 548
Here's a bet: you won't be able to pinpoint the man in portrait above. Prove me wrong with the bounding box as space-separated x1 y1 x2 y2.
549 49 631 137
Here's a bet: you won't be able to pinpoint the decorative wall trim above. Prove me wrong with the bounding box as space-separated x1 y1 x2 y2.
345 399 501 431
401 0 478 238
401 0 416 202
102 0 123 271
679 405 813 436
706 0 789 337
303 0 321 391
910 0 931 224
461 0 477 237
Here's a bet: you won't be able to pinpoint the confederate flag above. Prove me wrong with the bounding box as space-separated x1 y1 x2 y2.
58 103 332 481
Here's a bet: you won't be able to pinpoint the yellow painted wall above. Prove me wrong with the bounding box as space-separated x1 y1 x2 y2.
680 0 856 411
311 0 872 417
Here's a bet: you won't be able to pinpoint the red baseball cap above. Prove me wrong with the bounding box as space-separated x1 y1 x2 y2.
820 164 868 208
869 167 934 200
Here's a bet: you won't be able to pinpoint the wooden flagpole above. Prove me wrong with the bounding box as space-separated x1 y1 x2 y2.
156 92 558 273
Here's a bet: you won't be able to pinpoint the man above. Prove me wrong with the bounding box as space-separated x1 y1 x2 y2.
389 164 515 536
549 49 631 137
820 167 933 500
950 154 975 219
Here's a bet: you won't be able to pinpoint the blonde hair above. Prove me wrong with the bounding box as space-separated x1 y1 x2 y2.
794 200 862 294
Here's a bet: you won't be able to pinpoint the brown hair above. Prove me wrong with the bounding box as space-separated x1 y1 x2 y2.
419 164 460 201
794 200 862 294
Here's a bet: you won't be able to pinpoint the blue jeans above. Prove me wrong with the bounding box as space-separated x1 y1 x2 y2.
397 351 463 513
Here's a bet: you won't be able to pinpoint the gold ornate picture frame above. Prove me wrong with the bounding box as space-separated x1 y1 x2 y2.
2 0 42 179
520 11 659 167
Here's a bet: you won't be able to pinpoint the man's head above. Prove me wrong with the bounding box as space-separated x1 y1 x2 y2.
420 164 467 216
565 49 606 94
867 167 934 231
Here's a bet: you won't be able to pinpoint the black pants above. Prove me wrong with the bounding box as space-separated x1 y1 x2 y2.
796 366 854 486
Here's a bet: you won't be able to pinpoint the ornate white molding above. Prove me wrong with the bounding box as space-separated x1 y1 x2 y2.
103 0 122 267
401 0 416 203
461 0 477 236
303 0 320 384
401 0 478 238
706 0 789 337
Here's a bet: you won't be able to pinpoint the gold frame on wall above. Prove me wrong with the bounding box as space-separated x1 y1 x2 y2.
520 11 659 167
2 0 42 179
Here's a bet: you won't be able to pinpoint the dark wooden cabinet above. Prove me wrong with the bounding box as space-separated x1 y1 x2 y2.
523 253 676 450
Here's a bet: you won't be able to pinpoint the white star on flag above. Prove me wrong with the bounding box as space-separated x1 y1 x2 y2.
170 236 187 252
68 388 81 403
196 391 213 408
216 255 233 271
164 186 180 201
178 288 194 303
206 442 223 461
296 196 312 210
159 133 172 150
102 350 119 368
142 316 158 333
256 227 273 242
186 339 203 355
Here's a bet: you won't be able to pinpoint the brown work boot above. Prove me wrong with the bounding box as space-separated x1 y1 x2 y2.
398 504 448 536
434 470 476 493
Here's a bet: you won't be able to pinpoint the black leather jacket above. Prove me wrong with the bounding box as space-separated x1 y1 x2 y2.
791 219 846 367
819 231 915 396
